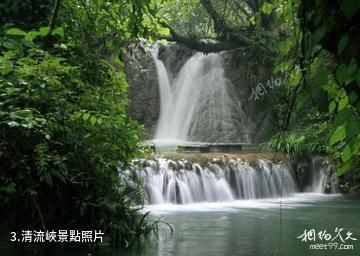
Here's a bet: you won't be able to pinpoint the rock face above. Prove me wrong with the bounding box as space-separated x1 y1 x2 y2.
292 156 338 193
125 44 160 138
220 49 276 143
126 42 276 142
157 43 195 80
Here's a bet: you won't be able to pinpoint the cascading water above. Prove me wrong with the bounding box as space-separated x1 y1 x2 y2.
135 158 300 204
306 156 338 193
150 48 173 139
152 48 252 143
142 46 336 206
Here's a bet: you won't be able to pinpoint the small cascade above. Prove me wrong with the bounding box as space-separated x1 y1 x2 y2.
135 158 299 204
306 156 338 193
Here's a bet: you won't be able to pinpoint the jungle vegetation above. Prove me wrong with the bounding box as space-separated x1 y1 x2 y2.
153 0 360 185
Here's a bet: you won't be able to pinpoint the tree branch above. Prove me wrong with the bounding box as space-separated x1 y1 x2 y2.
48 0 61 29
160 21 249 53
244 0 259 13
233 1 253 19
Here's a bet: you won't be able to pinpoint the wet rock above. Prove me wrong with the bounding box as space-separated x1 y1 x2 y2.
184 161 193 170
125 43 159 138
168 160 178 171
349 185 360 195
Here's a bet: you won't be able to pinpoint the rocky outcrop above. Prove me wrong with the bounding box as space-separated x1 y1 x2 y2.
125 44 160 137
157 43 195 80
292 156 338 193
126 42 276 142
220 48 276 143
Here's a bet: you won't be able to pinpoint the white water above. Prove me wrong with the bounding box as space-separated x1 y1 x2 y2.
143 193 341 214
150 49 173 138
136 159 300 205
153 50 251 143
306 156 338 193
144 47 334 209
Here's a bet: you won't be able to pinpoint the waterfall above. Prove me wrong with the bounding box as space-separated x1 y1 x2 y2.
152 49 251 143
135 158 301 204
143 47 336 206
150 48 173 139
306 156 338 193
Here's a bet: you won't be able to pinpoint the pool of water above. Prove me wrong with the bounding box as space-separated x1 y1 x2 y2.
2 193 360 256
116 193 360 256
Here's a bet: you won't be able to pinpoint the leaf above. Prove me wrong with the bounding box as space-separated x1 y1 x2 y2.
249 16 256 25
158 26 170 35
83 113 90 121
348 62 358 76
336 160 352 176
356 69 360 86
278 40 292 56
337 34 349 55
341 145 352 162
6 88 17 96
25 31 40 41
338 96 349 111
90 116 97 125
334 108 353 127
261 2 273 15
349 91 358 104
339 0 360 20
312 24 327 46
51 27 64 37
39 27 50 36
6 28 27 36
346 119 360 138
329 100 336 112
44 173 53 188
336 64 349 85
330 126 346 145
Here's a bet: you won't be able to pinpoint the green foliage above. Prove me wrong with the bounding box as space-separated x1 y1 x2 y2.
0 0 159 247
263 112 332 156
269 0 360 177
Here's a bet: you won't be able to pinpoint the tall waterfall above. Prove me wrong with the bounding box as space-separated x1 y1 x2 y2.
152 49 252 143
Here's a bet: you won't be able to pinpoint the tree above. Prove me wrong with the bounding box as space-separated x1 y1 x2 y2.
155 0 278 53
264 0 359 179
0 0 162 247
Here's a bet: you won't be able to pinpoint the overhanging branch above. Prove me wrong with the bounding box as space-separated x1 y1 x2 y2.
160 21 251 53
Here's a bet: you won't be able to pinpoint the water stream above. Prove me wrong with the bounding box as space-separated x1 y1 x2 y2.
153 48 251 143
136 159 299 204
119 48 360 256
3 46 357 256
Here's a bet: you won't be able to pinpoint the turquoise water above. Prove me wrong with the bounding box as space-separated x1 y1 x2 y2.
2 194 360 256
115 193 360 256
129 193 360 256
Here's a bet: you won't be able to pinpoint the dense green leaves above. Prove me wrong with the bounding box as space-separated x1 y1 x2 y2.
337 34 349 55
330 126 346 145
0 0 158 247
338 0 360 20
269 0 360 180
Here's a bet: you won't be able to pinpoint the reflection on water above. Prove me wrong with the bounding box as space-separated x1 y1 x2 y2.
1 194 359 256
129 194 360 256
